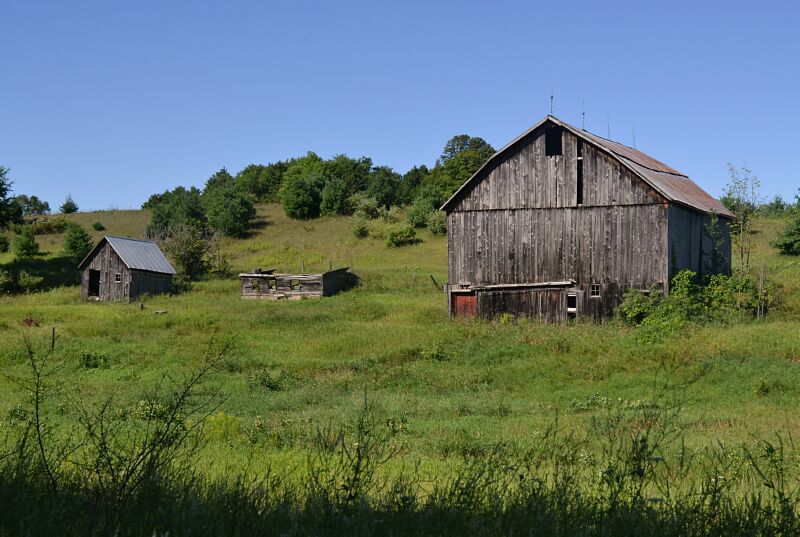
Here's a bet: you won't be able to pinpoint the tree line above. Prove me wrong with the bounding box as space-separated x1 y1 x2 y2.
141 134 496 237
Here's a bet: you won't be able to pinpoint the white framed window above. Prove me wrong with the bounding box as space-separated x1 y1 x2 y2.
589 284 601 298
567 293 577 313
114 273 122 283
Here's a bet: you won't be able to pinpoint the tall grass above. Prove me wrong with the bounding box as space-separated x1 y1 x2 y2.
1 341 799 536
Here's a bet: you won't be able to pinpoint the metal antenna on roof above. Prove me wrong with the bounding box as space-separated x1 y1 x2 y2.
550 88 554 115
581 101 586 130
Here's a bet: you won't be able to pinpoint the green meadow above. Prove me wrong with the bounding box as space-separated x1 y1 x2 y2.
3 205 800 534
2 205 799 477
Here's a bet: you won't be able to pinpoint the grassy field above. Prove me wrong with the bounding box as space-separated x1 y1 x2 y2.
1 205 800 481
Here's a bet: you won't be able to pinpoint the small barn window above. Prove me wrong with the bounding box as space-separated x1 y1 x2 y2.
114 273 122 283
589 284 601 298
567 293 577 320
290 279 301 291
268 278 277 291
545 125 563 156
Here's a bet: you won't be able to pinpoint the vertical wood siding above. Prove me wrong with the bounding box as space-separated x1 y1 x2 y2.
80 240 173 301
450 129 664 212
446 126 672 320
448 204 668 288
80 242 131 301
667 205 732 284
129 271 173 299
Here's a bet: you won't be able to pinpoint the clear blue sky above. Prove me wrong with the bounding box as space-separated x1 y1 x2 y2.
1 0 798 210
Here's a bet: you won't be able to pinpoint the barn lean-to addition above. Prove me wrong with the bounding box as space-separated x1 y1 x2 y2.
441 115 734 321
78 236 176 301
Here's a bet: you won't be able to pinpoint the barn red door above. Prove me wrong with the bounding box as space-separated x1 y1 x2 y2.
453 292 477 318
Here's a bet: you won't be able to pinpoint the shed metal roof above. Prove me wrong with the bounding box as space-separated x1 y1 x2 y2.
441 115 734 218
78 236 176 274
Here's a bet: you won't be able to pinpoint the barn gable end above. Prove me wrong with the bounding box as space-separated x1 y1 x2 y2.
443 115 732 321
447 125 666 212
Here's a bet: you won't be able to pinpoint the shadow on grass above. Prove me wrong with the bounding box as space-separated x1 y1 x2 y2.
239 216 269 239
3 255 81 290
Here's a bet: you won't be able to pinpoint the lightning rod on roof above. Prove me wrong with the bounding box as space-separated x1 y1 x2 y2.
582 101 586 130
632 123 637 148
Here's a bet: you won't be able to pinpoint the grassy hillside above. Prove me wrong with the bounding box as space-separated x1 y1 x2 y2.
1 205 800 480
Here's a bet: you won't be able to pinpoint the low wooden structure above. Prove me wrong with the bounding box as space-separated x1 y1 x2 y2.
240 267 352 300
78 236 176 301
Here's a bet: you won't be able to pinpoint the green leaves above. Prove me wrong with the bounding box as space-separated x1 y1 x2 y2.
771 213 800 255
13 226 40 258
63 223 94 261
59 194 79 214
203 183 256 237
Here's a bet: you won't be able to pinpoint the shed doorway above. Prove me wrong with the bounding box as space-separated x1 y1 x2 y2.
88 269 100 297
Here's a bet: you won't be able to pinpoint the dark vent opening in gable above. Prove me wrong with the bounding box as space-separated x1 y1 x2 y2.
545 125 563 156
576 139 584 205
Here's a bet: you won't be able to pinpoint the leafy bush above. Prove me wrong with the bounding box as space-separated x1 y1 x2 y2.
92 221 105 231
381 206 403 223
59 194 78 214
13 226 40 258
320 178 352 216
617 289 662 325
203 184 256 237
281 173 324 219
352 218 370 239
385 226 420 248
407 183 444 228
0 269 14 293
157 226 210 280
63 223 94 261
17 270 43 293
408 197 436 228
427 210 447 235
79 351 109 369
771 213 800 255
145 186 206 236
351 193 381 220
619 270 775 339
0 234 8 253
11 215 68 235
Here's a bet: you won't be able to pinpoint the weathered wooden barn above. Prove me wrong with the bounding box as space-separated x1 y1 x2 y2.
442 115 733 321
78 236 176 301
239 267 353 300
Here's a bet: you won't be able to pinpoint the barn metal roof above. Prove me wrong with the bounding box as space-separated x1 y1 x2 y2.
78 236 176 274
441 115 735 218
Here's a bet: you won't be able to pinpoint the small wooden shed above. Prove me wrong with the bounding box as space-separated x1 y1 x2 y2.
239 267 352 300
78 236 176 301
